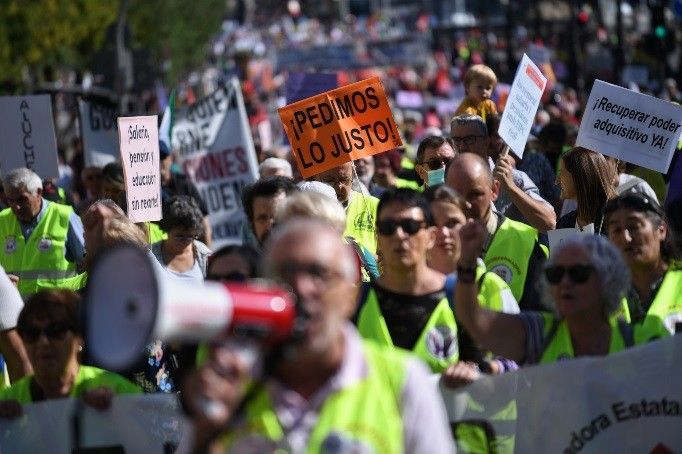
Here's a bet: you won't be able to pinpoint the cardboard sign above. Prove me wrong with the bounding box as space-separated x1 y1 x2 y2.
498 54 548 159
278 76 402 179
0 94 59 179
79 99 119 167
576 80 682 173
173 79 259 248
117 115 161 222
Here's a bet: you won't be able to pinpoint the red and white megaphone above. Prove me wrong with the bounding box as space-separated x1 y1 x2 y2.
85 245 297 371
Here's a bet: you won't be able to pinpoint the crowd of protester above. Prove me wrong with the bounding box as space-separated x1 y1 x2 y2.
0 8 680 452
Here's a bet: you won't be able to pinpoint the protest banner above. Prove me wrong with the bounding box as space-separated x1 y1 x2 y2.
79 99 119 167
498 54 548 159
440 335 682 452
0 94 59 179
0 394 186 453
173 78 259 248
118 115 161 222
576 80 682 173
278 76 402 179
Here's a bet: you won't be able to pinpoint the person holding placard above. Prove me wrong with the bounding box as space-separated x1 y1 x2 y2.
556 147 618 234
445 153 549 312
313 162 380 255
0 169 85 296
604 193 682 334
450 114 556 233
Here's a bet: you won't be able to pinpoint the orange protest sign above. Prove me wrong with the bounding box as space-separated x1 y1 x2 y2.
278 76 402 179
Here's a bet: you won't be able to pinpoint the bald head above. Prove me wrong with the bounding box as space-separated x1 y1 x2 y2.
445 152 498 221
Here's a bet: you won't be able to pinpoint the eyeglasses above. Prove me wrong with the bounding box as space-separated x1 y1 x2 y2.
544 265 594 285
20 322 73 343
451 135 483 146
422 157 454 170
377 218 426 236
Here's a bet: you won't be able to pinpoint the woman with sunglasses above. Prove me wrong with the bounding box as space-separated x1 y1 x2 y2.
0 290 139 418
356 188 460 373
151 196 211 282
556 147 617 234
604 193 682 335
453 222 669 365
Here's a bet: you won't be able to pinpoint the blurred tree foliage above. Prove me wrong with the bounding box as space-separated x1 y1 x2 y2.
0 0 226 93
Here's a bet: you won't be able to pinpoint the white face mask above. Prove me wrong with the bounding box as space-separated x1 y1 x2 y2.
426 167 446 187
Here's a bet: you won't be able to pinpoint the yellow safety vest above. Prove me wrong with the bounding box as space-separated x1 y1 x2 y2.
344 191 379 254
222 341 407 453
640 268 682 335
0 203 78 296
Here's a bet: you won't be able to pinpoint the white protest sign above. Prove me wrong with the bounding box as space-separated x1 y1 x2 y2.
173 78 259 248
576 80 682 173
78 99 119 167
118 115 161 222
0 94 59 179
498 54 548 159
547 227 592 251
0 394 186 452
440 336 682 452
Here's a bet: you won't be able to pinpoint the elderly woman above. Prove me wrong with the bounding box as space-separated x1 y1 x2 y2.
0 290 138 417
454 221 669 365
152 196 211 281
556 147 617 233
604 192 682 334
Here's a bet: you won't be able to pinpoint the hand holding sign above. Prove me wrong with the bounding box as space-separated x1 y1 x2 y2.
278 76 402 179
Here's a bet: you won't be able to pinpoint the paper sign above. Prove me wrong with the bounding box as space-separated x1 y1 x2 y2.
0 94 59 179
117 115 161 222
547 227 592 251
79 99 119 167
576 80 682 173
498 54 548 159
173 79 259 248
278 76 403 179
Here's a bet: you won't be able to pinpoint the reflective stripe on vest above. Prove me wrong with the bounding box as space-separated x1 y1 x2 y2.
0 203 76 295
222 341 407 453
357 288 458 373
484 217 543 302
344 190 379 255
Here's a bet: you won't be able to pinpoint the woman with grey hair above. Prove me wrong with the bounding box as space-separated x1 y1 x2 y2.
453 221 669 365
151 196 210 282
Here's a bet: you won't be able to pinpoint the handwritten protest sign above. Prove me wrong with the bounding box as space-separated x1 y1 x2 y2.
0 94 59 179
278 76 402 179
79 99 119 167
498 54 548 159
576 80 682 173
173 78 259 248
118 116 161 222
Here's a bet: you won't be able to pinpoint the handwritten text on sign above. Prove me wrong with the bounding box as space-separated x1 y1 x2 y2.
278 76 402 179
118 116 161 222
576 80 682 173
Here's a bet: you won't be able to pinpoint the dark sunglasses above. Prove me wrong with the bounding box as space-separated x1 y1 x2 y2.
20 322 73 343
544 265 594 285
422 157 454 170
377 218 426 236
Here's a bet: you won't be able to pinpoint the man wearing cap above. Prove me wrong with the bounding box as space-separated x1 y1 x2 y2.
0 168 85 296
159 142 212 247
605 192 682 334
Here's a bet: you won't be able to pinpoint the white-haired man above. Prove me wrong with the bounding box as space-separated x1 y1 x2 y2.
0 168 84 296
182 219 455 452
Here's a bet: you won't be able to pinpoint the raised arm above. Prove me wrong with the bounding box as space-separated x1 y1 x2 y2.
454 220 528 363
